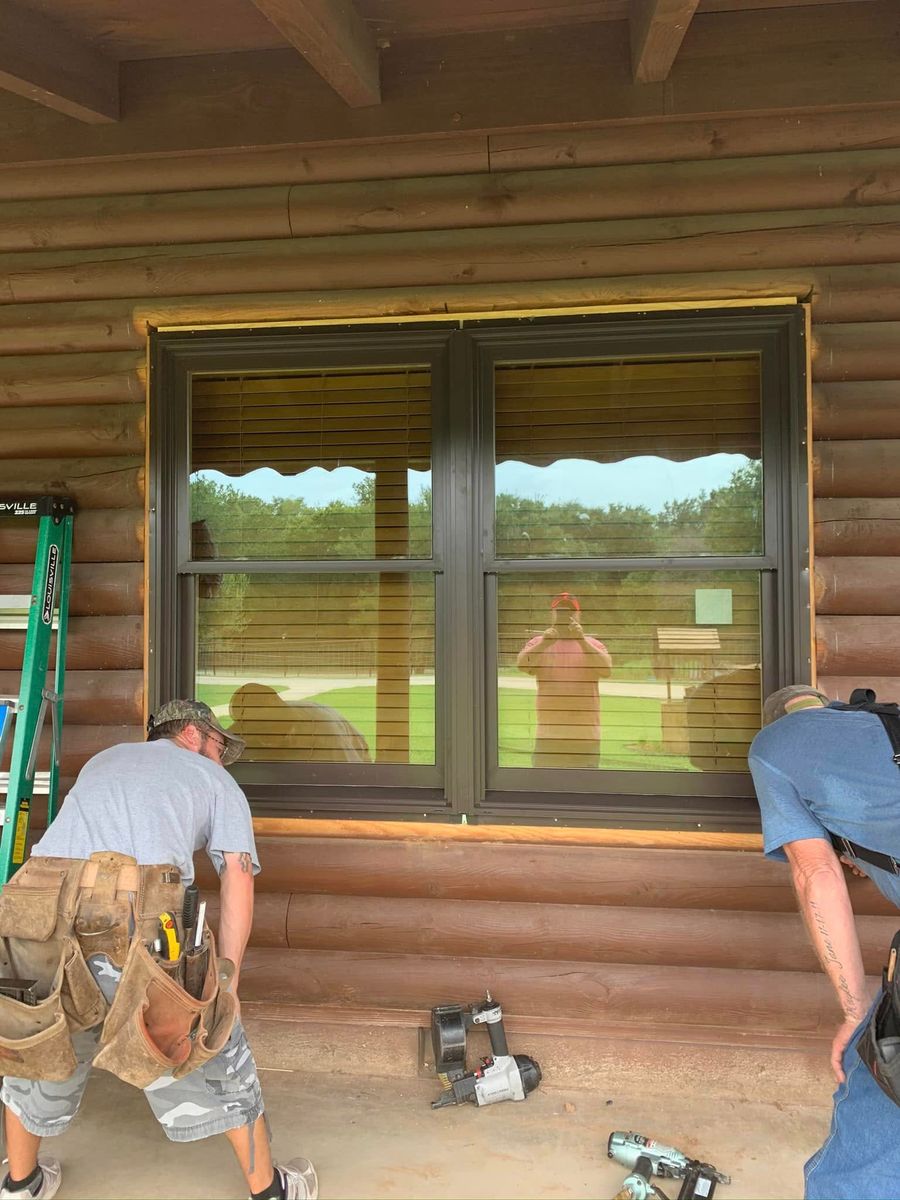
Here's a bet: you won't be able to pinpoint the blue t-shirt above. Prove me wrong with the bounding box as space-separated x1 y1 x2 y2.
749 705 900 909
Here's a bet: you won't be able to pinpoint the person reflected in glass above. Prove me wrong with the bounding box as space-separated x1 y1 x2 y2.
516 592 612 768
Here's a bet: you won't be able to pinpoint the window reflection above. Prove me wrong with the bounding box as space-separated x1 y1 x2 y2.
494 356 761 558
498 573 761 772
195 573 435 765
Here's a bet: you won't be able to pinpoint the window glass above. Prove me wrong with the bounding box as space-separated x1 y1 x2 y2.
494 356 761 558
191 367 432 560
195 572 435 765
497 572 761 772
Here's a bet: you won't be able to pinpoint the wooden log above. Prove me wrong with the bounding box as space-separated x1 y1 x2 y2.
813 382 900 441
6 209 900 305
816 616 900 676
0 508 142 564
282 892 896 974
812 323 900 383
0 186 291 254
815 558 900 615
815 499 900 556
0 304 144 356
0 137 491 202
4 108 900 204
6 147 900 254
239 947 846 1032
0 458 143 509
0 404 144 460
818 676 900 704
202 836 894 916
813 441 900 498
488 107 900 173
0 669 142 724
0 352 144 407
0 562 142 616
0 616 142 671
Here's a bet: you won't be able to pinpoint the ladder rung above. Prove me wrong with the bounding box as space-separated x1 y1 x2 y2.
0 596 32 610
0 771 51 796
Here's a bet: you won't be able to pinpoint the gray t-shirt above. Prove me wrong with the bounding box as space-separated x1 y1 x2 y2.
33 739 259 885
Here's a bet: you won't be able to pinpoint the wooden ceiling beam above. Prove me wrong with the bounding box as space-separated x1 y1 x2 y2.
0 0 118 124
630 0 700 82
249 0 380 107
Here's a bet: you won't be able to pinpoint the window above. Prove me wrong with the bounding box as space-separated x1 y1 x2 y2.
151 308 808 828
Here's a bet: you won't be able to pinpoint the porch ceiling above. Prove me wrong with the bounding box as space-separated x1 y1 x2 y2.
0 0 888 128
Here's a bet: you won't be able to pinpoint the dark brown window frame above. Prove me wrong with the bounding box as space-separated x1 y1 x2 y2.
149 306 809 830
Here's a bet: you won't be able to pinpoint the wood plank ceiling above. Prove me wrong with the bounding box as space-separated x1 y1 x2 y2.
0 0 883 120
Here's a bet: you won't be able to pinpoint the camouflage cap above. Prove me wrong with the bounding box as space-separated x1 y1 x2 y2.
147 698 245 766
762 684 831 727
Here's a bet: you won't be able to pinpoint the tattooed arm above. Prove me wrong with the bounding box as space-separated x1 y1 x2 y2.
218 851 255 1007
785 837 871 1082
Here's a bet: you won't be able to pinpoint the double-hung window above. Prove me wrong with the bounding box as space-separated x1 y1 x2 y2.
151 308 807 827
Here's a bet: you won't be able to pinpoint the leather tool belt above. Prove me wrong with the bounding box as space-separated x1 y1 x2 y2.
0 852 236 1087
858 929 900 1105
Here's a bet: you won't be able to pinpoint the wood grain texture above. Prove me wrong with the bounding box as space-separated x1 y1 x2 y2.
631 0 700 83
282 891 895 973
193 836 893 916
813 441 900 498
0 352 144 407
0 7 896 164
814 499 900 556
249 0 381 107
0 458 143 508
0 615 142 671
238 947 848 1032
812 322 900 382
0 562 142 616
813 382 900 441
816 616 900 676
0 404 144 459
5 147 899 253
0 0 119 124
0 508 143 564
815 558 900 615
5 209 898 305
0 669 142 724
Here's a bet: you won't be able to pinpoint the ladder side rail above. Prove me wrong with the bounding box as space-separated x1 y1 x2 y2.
0 515 63 882
47 514 73 824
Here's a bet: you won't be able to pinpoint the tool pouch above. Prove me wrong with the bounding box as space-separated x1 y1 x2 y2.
858 929 900 1105
73 851 137 968
0 858 107 1080
94 927 235 1089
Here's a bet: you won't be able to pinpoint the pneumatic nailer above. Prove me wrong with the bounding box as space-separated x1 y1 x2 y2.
430 993 541 1109
608 1131 731 1200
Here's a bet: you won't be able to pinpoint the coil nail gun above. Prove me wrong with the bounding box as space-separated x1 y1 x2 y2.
608 1132 731 1200
430 993 541 1109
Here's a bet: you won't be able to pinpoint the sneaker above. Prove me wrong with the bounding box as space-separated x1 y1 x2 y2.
276 1158 318 1200
0 1159 62 1200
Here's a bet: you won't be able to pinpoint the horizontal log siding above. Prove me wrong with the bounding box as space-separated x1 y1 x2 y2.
192 839 891 1034
3 109 899 1037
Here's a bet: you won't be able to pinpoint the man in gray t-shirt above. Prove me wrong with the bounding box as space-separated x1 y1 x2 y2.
0 700 317 1200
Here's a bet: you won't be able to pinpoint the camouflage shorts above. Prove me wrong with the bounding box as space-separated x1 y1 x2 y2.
0 957 264 1143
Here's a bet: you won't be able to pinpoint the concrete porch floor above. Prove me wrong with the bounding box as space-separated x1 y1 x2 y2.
40 1063 832 1200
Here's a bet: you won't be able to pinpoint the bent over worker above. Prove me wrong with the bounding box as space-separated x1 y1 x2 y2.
749 684 900 1200
0 699 317 1200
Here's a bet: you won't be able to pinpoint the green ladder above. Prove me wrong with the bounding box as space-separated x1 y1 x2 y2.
0 496 76 885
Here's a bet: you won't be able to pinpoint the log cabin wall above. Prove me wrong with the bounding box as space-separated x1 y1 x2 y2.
2 102 900 1047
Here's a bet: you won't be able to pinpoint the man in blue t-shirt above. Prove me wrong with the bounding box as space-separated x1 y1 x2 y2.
750 684 900 1200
